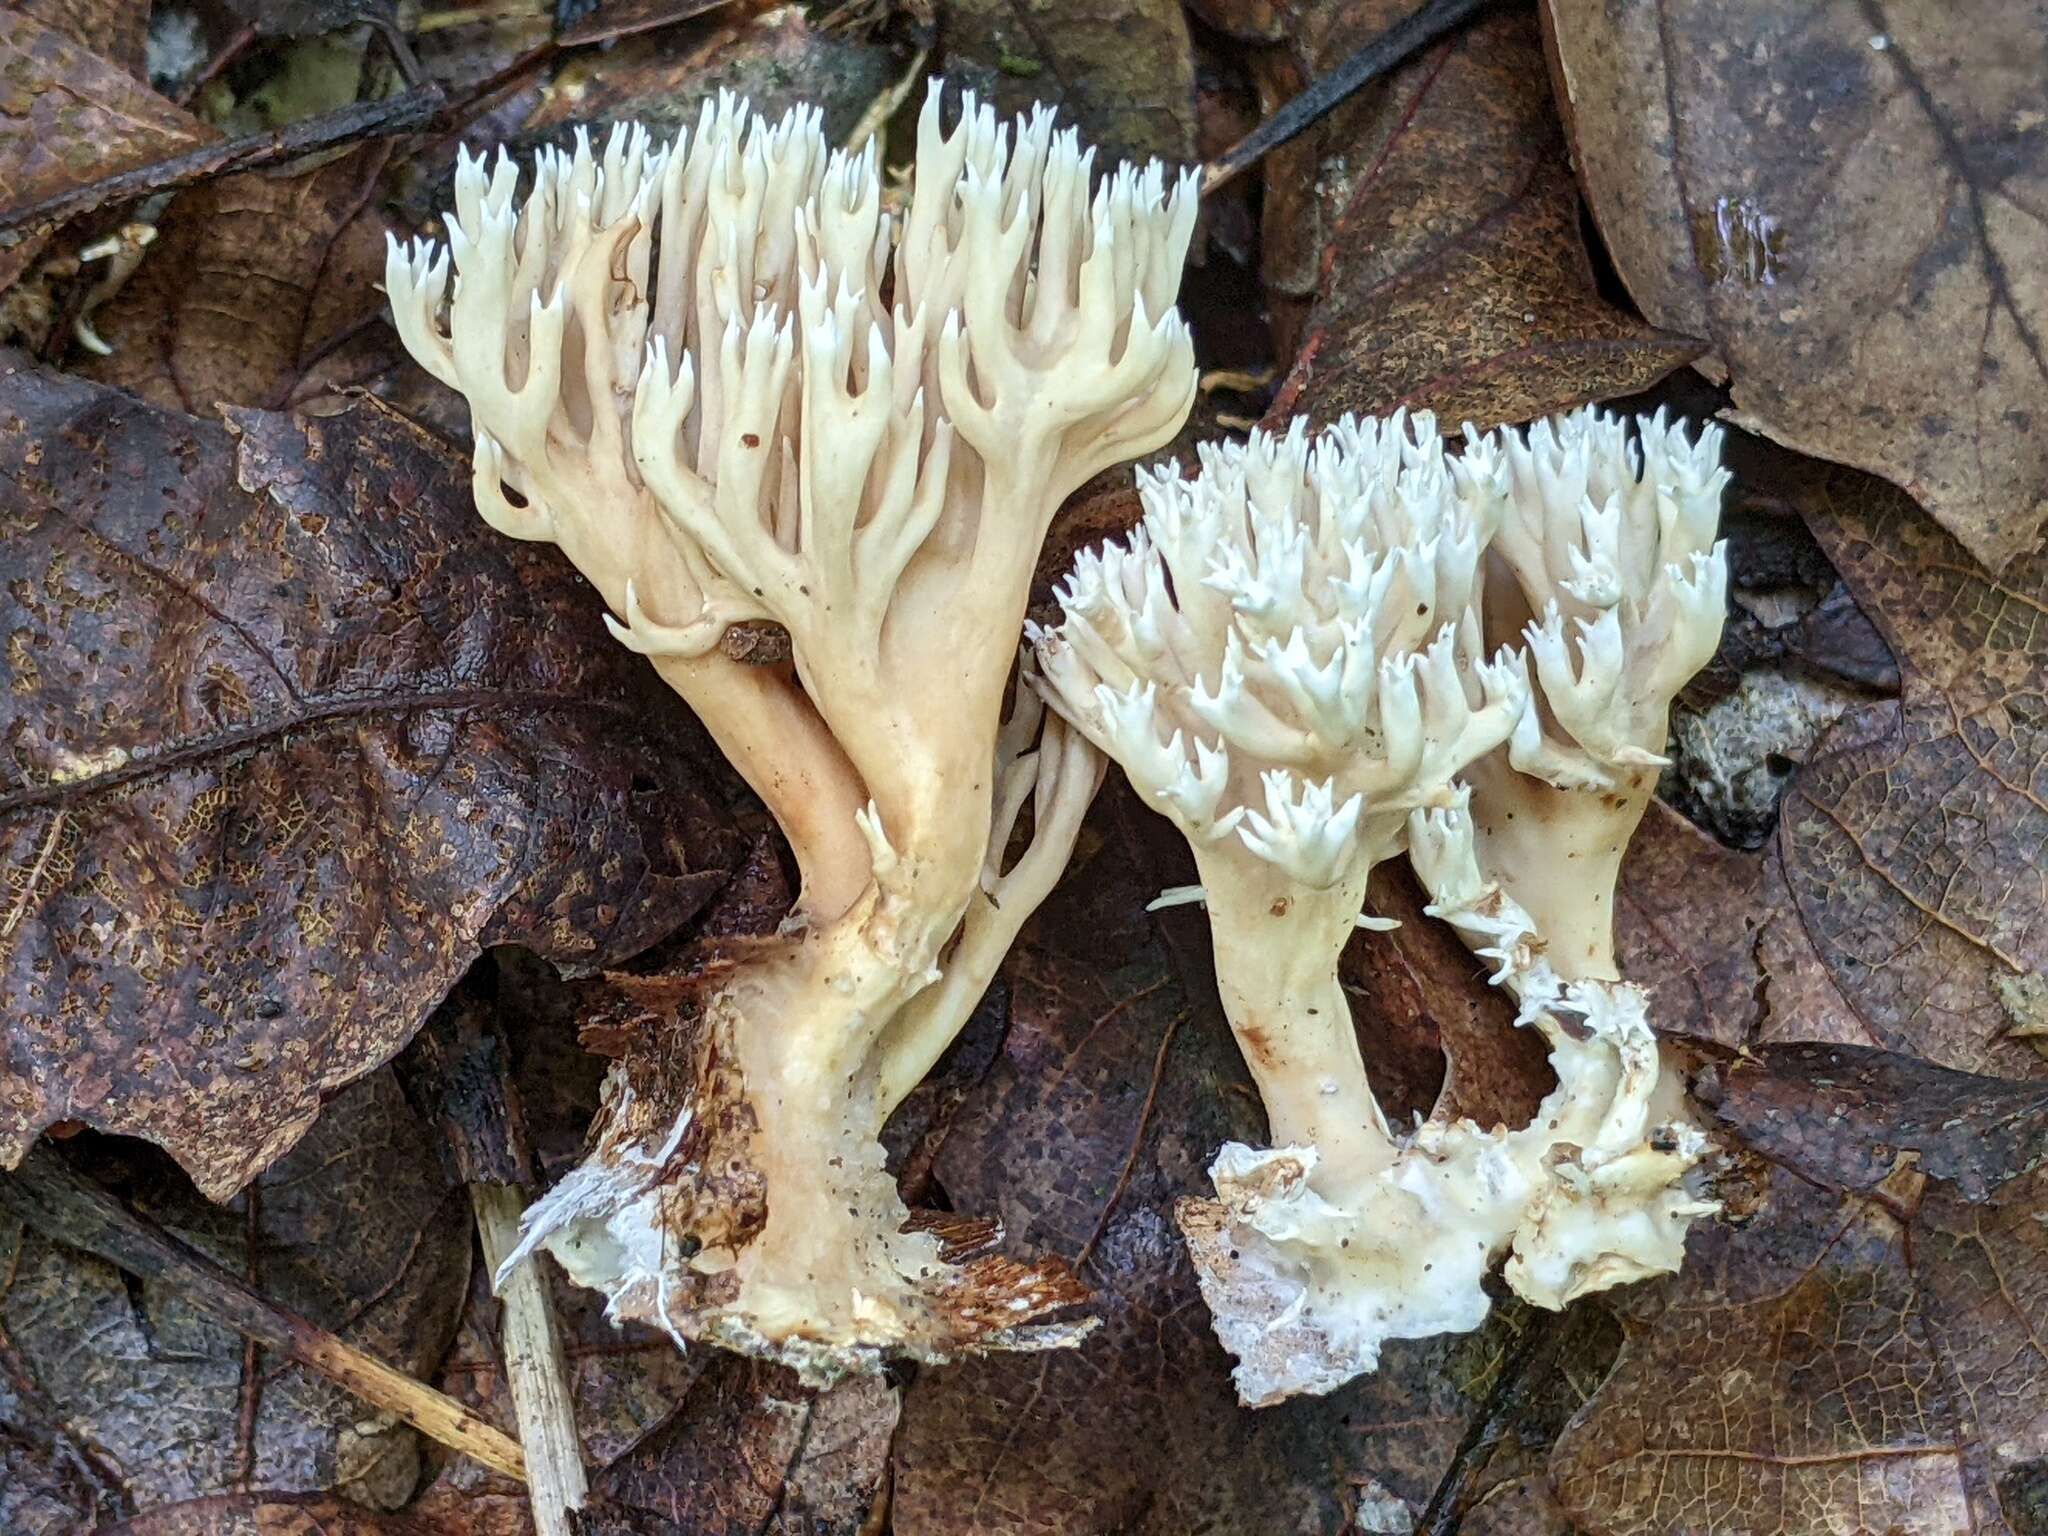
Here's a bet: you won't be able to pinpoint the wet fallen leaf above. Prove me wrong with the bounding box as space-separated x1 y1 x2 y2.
0 1398 110 1536
1267 9 1700 428
526 8 894 143
0 364 742 1198
102 1492 443 1535
0 11 210 291
1545 0 2048 571
9 0 148 77
1407 1303 1624 1536
75 144 400 411
0 1072 469 1524
938 0 1198 167
589 1359 897 1536
1596 420 2045 1078
1768 454 2048 1080
1459 1477 1576 1536
1612 802 1769 1051
1553 1160 2048 1536
1243 0 1413 308
1697 1042 2048 1203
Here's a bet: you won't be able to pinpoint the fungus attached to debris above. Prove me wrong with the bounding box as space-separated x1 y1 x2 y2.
385 86 1196 1382
1033 409 1723 1405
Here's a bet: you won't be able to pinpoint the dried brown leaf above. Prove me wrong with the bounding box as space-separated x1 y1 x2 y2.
0 366 741 1198
75 144 400 411
0 13 208 290
1767 455 2048 1080
1553 1162 2048 1535
1269 10 1700 429
1545 0 2048 570
0 1072 469 1522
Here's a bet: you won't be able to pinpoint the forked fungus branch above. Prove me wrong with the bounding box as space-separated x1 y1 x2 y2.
386 87 1196 1381
1462 410 1732 980
1034 409 1727 1405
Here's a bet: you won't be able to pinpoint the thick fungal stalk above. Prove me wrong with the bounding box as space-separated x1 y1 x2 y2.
1461 409 1730 978
1035 411 1720 1405
1037 416 1523 1183
386 86 1196 1382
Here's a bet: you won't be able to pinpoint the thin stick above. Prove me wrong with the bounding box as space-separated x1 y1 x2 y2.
473 1184 586 1534
0 87 446 251
396 977 585 1532
1073 1008 1187 1276
1201 0 1501 196
0 1147 526 1484
843 45 932 155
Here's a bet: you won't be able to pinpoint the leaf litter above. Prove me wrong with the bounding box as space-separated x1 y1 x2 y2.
0 0 2044 1531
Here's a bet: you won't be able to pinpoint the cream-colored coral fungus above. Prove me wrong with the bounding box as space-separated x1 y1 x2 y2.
1461 409 1730 979
1033 408 1722 1405
385 86 1195 1381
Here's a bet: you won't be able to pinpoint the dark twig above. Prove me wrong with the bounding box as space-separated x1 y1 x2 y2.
174 23 257 107
0 86 446 252
0 1146 526 1483
1073 1008 1188 1276
1201 0 1504 196
1415 1308 1566 1534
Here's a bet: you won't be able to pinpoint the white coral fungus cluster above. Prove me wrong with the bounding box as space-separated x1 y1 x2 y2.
1033 407 1727 1404
385 87 1195 1378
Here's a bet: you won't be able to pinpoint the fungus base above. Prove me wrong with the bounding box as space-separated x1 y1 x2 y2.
506 922 1090 1385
